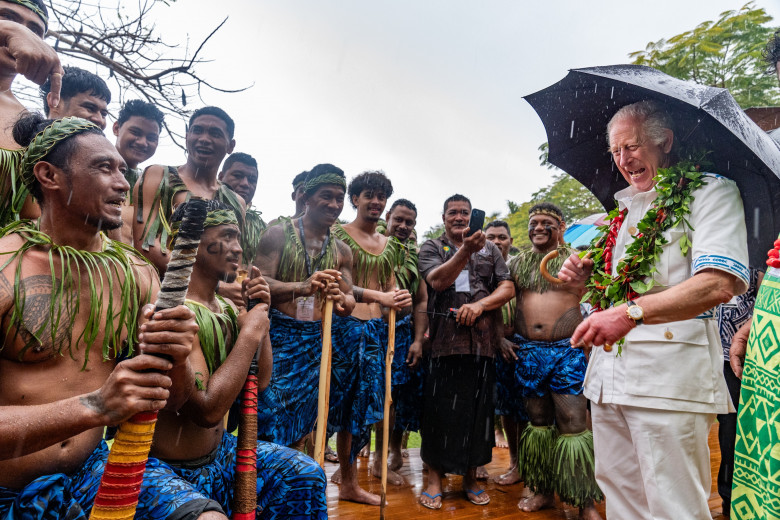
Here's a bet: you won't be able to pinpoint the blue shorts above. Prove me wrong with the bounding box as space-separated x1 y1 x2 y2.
516 334 586 397
0 440 215 520
163 431 327 519
495 334 529 420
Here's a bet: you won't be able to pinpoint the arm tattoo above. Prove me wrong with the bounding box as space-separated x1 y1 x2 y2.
551 306 583 340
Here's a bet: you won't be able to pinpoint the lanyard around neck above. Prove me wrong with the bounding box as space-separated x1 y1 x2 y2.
297 217 331 277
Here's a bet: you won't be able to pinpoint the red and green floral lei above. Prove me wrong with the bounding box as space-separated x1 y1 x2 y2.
582 154 709 311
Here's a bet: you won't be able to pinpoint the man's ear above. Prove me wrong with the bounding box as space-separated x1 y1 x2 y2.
227 139 236 154
34 161 62 193
217 170 225 181
385 210 391 222
661 129 674 154
112 121 120 138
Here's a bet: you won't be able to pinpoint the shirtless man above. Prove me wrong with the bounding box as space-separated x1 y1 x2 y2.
41 66 111 130
0 0 63 225
108 99 164 245
151 200 328 519
486 220 528 485
0 113 221 518
331 170 411 501
254 164 360 498
133 106 245 276
382 199 428 472
508 203 601 519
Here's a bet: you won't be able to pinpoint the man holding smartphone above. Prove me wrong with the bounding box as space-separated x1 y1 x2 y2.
417 194 515 509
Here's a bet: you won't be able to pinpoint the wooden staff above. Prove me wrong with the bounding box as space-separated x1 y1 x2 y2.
313 298 335 467
232 297 263 519
380 308 396 519
90 198 209 520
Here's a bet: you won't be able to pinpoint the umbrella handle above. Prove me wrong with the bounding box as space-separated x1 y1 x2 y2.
539 250 591 285
539 250 564 284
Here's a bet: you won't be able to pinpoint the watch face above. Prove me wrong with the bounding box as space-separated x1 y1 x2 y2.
628 306 643 320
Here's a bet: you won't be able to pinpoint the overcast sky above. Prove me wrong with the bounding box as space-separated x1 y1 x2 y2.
47 1 780 235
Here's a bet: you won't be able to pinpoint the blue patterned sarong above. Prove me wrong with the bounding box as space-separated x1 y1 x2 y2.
328 314 387 462
516 334 586 397
258 309 322 446
495 334 529 420
0 441 214 519
391 313 424 432
163 431 327 519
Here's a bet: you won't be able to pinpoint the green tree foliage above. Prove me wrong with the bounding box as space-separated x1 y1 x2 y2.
629 2 779 108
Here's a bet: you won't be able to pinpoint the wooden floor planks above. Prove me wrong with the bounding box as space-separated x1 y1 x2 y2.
325 423 728 519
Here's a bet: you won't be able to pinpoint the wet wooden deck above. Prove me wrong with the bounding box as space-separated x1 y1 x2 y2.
324 424 728 519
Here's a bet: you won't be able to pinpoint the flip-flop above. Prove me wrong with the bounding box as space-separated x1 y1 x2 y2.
465 488 490 506
419 491 443 510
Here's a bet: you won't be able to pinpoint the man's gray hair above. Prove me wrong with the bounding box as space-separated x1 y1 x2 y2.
606 100 674 148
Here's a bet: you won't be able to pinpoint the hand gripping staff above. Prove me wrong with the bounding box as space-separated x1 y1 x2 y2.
313 298 335 467
380 307 396 518
90 198 209 520
232 295 263 519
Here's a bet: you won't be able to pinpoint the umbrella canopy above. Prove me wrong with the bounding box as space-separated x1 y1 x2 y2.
524 65 780 267
565 212 608 248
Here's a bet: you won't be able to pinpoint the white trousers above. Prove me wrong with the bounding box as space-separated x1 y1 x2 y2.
591 402 715 520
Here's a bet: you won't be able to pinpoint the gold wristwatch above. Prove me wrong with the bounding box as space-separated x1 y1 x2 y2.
626 300 644 325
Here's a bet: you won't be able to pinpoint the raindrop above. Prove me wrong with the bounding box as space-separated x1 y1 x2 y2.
610 86 614 99
67 190 73 205
174 425 183 445
570 121 575 139
754 207 760 240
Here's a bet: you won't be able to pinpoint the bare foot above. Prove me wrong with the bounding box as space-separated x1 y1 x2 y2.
495 428 508 449
371 461 404 485
494 464 521 485
339 484 381 505
330 468 342 484
578 502 602 520
358 445 370 458
402 449 409 458
388 449 404 471
475 465 489 480
518 492 555 512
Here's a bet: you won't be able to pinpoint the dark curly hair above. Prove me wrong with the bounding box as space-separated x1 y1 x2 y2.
347 170 393 208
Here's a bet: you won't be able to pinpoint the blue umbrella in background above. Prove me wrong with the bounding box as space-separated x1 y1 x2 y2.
565 213 608 249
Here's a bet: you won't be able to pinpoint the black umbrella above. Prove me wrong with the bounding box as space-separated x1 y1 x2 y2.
524 64 780 267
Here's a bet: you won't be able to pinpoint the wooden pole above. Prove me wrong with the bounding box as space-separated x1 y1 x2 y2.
313 299 335 467
380 308 396 518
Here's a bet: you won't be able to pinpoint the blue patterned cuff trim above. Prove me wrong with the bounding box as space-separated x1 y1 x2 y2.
692 254 749 285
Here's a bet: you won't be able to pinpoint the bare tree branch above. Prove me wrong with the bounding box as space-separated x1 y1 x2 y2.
13 0 251 148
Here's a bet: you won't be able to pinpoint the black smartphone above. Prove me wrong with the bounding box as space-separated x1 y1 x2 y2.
466 208 485 237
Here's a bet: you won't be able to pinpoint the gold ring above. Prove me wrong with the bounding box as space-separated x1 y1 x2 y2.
603 343 613 352
51 72 62 77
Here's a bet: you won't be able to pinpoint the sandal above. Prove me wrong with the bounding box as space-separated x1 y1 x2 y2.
420 491 442 510
465 488 490 506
